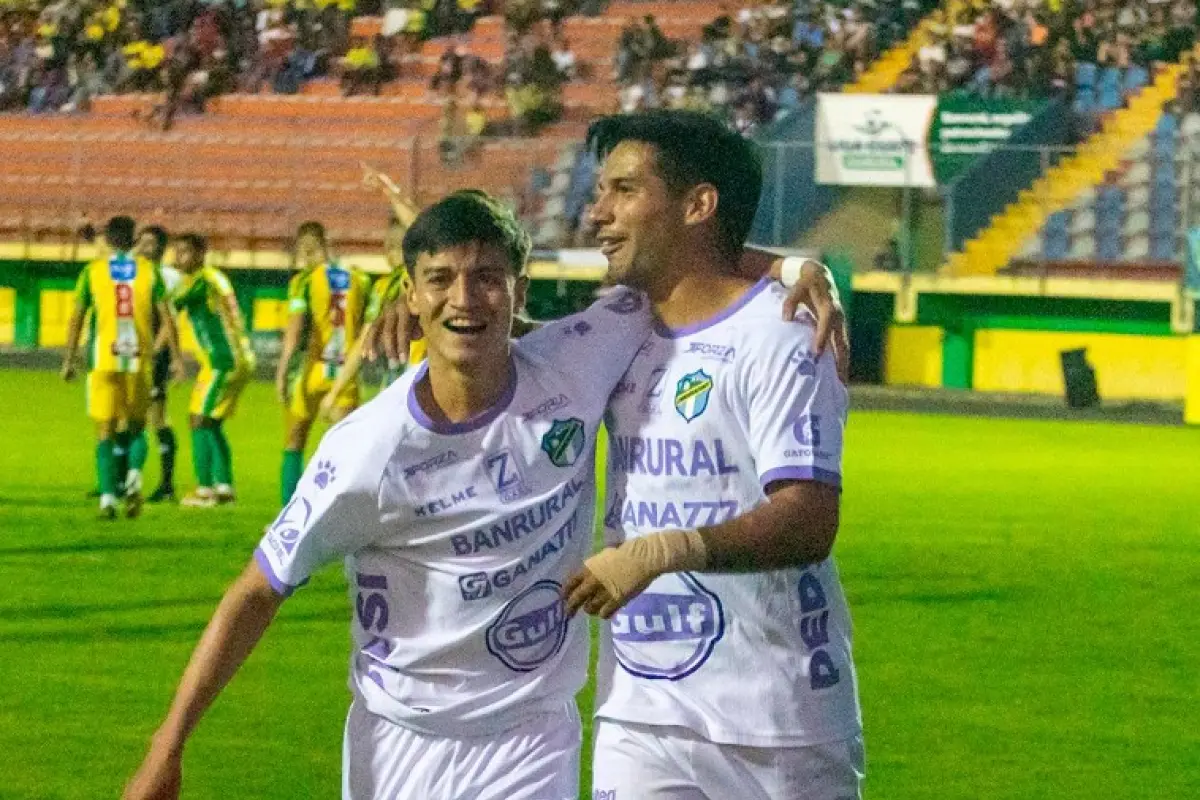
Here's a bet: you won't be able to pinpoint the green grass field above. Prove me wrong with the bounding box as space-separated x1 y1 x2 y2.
1 369 1197 799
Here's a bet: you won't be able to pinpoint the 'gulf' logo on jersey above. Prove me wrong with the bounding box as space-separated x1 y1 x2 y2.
486 580 568 672
541 418 585 467
611 572 724 680
674 370 712 422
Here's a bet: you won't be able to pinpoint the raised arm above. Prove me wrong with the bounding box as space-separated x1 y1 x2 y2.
361 162 420 228
123 559 285 800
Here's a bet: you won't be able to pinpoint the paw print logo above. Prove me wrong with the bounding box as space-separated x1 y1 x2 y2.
313 460 337 490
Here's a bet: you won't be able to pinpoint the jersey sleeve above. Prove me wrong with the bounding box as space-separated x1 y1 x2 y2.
173 273 203 312
286 272 310 315
254 420 390 596
151 269 166 304
737 324 847 490
74 264 93 309
518 287 653 399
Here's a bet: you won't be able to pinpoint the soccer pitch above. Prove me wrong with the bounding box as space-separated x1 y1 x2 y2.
1 369 1197 799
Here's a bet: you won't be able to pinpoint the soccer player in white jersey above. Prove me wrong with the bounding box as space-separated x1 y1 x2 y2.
123 190 656 800
564 110 865 800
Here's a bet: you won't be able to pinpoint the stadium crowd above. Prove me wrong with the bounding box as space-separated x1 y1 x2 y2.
894 0 1198 99
610 0 934 133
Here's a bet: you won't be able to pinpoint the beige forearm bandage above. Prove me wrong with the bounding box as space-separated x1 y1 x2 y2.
585 530 709 603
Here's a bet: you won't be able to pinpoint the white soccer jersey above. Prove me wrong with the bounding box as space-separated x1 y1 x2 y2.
255 288 652 738
596 278 862 748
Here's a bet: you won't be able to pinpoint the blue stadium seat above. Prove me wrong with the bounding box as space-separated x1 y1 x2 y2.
1150 236 1177 260
1096 233 1123 260
1098 68 1123 109
1075 62 1098 90
1125 65 1150 94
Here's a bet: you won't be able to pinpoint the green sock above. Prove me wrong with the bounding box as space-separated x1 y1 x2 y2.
112 430 130 487
281 449 304 505
96 439 116 497
191 428 214 487
128 431 149 472
211 424 233 487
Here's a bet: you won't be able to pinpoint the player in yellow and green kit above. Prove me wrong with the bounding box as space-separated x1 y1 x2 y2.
275 221 371 504
318 214 424 419
171 233 257 508
61 216 181 520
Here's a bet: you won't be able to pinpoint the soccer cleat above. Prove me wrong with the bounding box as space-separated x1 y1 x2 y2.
214 485 236 505
124 470 144 519
98 494 118 521
181 488 218 508
148 485 177 504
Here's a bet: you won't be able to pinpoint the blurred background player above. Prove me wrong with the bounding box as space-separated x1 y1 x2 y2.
320 214 411 421
61 215 181 520
171 233 256 508
362 162 426 369
136 225 186 503
274 221 371 505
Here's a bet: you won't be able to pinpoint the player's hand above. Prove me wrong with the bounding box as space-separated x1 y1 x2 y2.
377 299 420 367
318 393 337 422
780 259 850 384
60 359 77 382
360 161 384 192
564 552 642 620
123 744 182 800
170 359 187 384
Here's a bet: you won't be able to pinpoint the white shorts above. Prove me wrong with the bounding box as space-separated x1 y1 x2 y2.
591 720 864 800
342 699 581 800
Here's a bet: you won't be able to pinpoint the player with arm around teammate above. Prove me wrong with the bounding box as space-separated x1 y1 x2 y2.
564 110 865 800
123 190 658 800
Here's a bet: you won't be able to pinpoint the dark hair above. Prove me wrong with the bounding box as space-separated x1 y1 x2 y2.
295 220 326 244
403 190 531 276
176 232 207 256
586 109 763 257
140 225 169 259
105 215 137 251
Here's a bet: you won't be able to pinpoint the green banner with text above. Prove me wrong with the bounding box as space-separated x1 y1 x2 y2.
930 96 1049 184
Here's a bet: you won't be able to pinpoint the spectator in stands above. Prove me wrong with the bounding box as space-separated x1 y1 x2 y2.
551 34 576 81
430 43 462 94
341 33 384 95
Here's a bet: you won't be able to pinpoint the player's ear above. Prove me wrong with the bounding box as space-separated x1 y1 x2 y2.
405 278 419 316
683 183 719 228
512 275 529 313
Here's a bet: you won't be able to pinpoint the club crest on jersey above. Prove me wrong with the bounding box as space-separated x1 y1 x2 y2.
674 370 713 422
486 580 568 672
611 572 724 680
541 418 585 467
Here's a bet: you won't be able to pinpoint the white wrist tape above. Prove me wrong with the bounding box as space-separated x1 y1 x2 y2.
780 256 809 288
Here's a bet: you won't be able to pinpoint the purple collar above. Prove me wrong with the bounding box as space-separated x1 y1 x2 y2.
407 358 517 435
652 277 769 339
